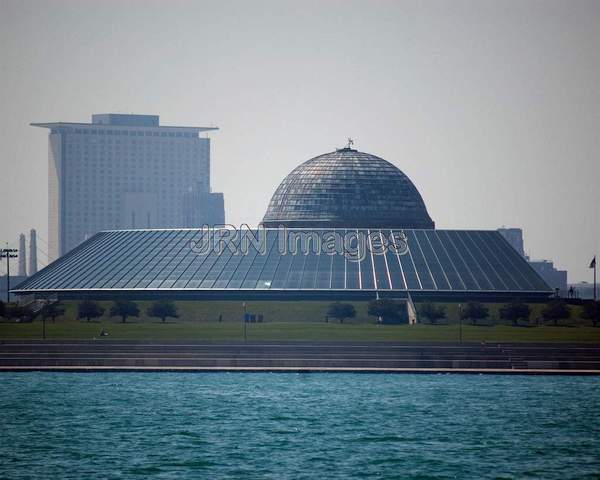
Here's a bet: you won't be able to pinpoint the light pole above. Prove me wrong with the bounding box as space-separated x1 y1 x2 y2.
1 246 18 303
242 301 247 341
458 303 463 344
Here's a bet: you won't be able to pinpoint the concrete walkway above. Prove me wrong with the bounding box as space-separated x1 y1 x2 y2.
1 341 599 374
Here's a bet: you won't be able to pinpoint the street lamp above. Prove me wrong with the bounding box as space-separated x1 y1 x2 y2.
458 303 463 344
1 247 18 303
242 301 247 341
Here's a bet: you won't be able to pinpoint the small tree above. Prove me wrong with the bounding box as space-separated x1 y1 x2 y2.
368 299 407 324
418 303 446 325
5 303 33 322
541 300 570 326
110 300 140 323
460 302 489 325
41 302 66 324
78 300 105 322
499 301 531 326
326 302 356 324
580 301 600 327
147 300 179 323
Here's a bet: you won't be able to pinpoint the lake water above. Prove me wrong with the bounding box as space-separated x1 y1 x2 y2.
1 373 599 479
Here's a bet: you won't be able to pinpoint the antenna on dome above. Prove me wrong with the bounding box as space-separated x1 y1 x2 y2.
346 138 354 149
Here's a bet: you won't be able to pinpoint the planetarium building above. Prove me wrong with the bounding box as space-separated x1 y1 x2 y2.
13 146 551 301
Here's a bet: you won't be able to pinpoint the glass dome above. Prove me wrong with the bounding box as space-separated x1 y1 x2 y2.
262 147 435 229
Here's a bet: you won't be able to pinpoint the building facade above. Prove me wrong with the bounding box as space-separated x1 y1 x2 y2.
33 114 223 261
497 227 568 294
14 147 551 302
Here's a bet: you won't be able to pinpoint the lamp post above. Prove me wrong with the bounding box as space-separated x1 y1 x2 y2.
242 301 247 341
459 307 463 343
1 247 18 303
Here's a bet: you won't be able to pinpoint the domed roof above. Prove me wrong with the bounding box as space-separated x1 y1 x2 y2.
262 147 434 229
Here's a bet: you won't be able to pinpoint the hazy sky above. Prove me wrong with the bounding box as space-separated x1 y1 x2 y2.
1 0 599 280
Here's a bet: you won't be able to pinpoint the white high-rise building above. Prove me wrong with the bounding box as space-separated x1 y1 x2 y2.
33 114 222 261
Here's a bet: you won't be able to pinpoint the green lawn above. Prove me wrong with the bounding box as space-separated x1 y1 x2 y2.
1 300 598 343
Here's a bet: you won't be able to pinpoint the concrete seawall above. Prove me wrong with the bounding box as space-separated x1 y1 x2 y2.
1 341 599 373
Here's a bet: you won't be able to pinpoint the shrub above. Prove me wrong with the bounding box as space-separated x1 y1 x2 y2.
418 303 446 324
368 299 407 324
77 300 105 322
110 300 140 323
147 300 179 323
41 301 66 324
326 303 356 324
580 301 600 327
540 300 570 326
499 301 531 326
459 302 489 325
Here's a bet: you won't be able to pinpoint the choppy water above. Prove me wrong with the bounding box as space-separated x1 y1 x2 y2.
1 373 599 479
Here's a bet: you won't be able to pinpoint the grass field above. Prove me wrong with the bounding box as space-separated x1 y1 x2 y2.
1 300 599 343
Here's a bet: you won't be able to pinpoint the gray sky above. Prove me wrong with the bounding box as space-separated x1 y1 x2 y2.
0 0 599 280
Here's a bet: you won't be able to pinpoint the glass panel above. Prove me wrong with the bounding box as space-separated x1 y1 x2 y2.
33 231 122 289
436 230 479 290
165 230 209 288
384 230 406 291
444 230 492 290
140 231 197 288
486 231 544 290
110 230 180 288
405 230 435 290
300 249 319 289
358 230 374 290
82 230 159 289
255 232 281 289
472 231 519 290
132 230 192 288
414 230 450 290
284 250 307 289
315 252 333 289
370 230 390 290
457 231 506 290
425 230 464 290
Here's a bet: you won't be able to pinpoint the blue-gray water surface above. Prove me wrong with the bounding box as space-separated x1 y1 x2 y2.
1 373 599 479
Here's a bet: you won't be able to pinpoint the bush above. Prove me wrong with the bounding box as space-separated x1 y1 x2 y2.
147 300 179 323
41 301 66 324
459 302 489 325
110 300 140 323
541 300 570 326
77 300 105 322
326 303 356 324
4 303 34 322
499 301 531 326
580 301 600 327
368 299 407 324
418 303 446 324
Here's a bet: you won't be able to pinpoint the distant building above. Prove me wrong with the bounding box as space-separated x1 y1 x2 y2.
183 182 225 227
498 227 568 295
497 228 525 257
528 260 568 295
32 114 224 261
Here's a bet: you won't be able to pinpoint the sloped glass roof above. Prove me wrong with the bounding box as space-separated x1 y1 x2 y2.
14 228 551 297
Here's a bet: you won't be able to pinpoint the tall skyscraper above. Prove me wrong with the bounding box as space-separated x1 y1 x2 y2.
18 234 27 276
32 114 224 260
29 229 38 275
